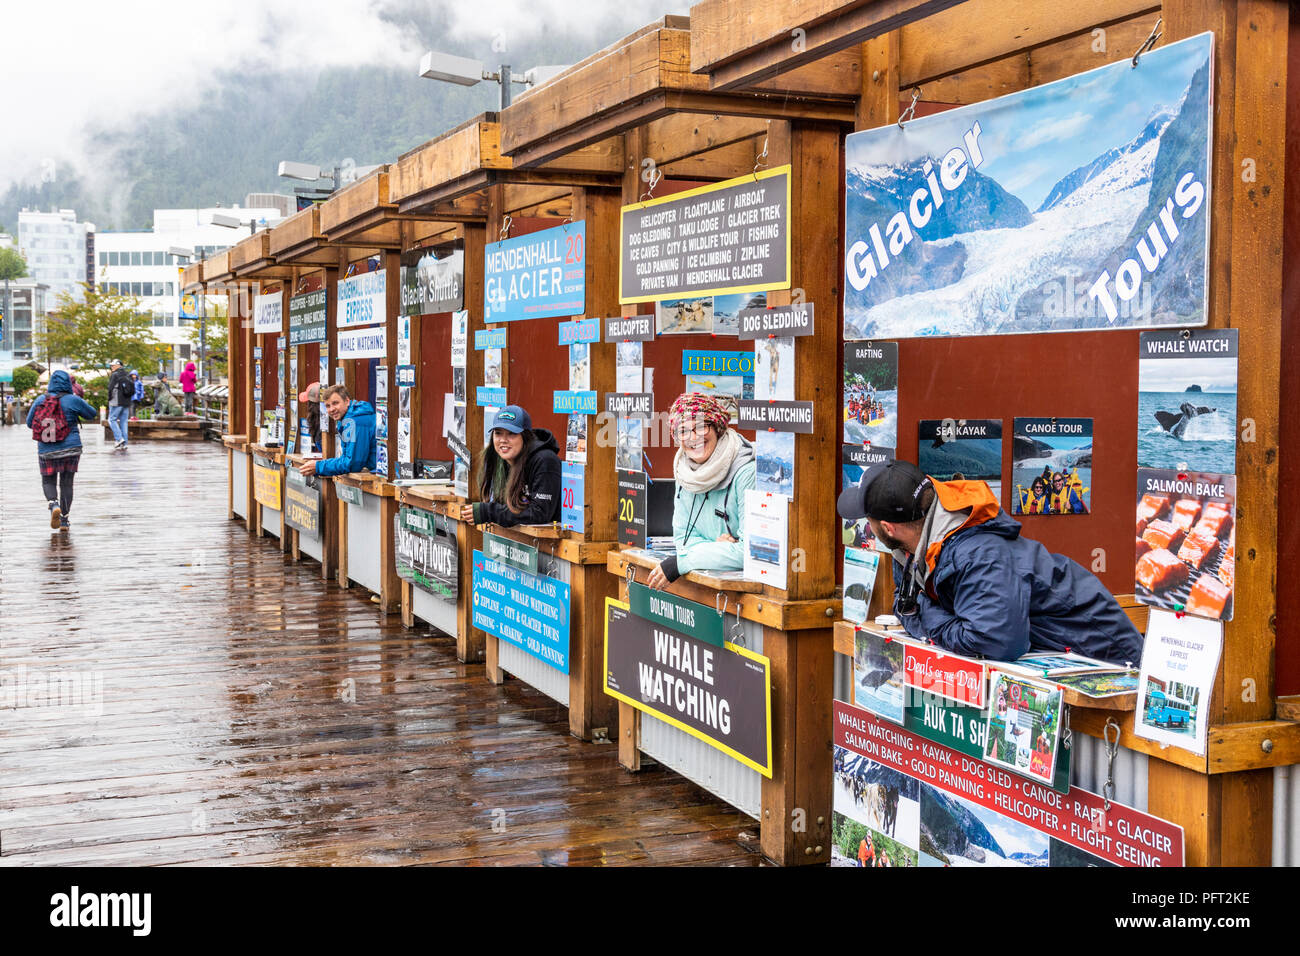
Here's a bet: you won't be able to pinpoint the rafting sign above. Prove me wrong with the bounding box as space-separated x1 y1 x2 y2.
843 34 1213 339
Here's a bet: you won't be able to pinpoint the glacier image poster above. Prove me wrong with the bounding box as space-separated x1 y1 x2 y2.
843 33 1212 339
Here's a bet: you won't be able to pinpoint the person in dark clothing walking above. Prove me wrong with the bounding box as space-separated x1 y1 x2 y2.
107 359 134 449
27 369 98 530
460 405 561 528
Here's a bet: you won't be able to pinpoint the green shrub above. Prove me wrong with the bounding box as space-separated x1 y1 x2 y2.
10 366 37 393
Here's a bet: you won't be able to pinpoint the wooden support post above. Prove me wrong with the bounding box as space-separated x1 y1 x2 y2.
455 515 484 662
1150 0 1288 866
337 494 349 589
616 578 642 770
322 265 340 581
400 578 415 629
379 493 401 614
760 625 835 865
567 563 618 740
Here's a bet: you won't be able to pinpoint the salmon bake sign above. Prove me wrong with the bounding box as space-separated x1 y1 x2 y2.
842 34 1213 339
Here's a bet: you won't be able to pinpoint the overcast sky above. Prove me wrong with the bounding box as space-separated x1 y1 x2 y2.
0 0 687 183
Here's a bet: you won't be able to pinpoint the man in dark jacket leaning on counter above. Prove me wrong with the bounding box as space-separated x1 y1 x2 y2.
837 460 1142 664
297 384 376 477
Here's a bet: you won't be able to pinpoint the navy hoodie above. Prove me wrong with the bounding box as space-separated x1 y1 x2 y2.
475 429 562 527
892 480 1143 665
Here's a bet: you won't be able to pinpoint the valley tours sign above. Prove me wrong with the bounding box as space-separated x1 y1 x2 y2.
619 166 791 304
842 33 1213 339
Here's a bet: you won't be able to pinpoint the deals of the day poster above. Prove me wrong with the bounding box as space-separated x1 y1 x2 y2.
842 341 897 458
1011 417 1092 515
1135 467 1235 621
917 418 1003 504
1134 608 1223 757
742 490 789 589
1138 328 1237 473
984 672 1063 785
842 34 1212 340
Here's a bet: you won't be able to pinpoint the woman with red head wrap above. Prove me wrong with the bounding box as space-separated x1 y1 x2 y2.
645 392 756 590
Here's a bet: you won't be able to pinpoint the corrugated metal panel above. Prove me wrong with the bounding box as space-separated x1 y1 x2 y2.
638 617 765 820
298 527 323 561
412 586 457 637
232 450 248 519
499 556 571 706
1067 730 1148 812
1275 765 1300 867
345 497 383 593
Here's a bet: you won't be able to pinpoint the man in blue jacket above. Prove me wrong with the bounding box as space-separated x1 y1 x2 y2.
297 384 376 478
837 460 1142 665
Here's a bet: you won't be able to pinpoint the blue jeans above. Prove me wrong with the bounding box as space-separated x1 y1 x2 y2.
108 405 130 444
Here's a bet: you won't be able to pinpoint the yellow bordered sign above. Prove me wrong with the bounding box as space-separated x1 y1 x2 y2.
603 597 773 777
618 164 792 305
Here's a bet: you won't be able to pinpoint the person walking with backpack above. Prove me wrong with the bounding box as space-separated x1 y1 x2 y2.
107 359 134 449
27 370 98 530
180 360 198 414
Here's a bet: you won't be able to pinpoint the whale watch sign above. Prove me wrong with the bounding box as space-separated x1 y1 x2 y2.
843 33 1213 339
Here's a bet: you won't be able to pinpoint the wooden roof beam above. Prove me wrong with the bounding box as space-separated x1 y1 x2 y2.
690 0 964 91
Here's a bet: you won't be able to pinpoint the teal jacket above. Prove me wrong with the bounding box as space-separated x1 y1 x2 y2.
660 438 756 581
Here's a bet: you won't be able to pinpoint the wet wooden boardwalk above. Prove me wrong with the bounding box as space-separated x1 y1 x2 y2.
0 425 762 866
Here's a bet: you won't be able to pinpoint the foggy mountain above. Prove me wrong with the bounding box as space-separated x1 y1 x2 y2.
0 8 657 232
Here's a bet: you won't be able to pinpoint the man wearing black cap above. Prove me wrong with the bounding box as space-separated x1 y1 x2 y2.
837 460 1141 664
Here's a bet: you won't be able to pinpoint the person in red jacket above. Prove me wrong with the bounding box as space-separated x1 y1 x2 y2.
180 361 198 414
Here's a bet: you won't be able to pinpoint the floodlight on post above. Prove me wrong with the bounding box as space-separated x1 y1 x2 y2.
419 50 570 111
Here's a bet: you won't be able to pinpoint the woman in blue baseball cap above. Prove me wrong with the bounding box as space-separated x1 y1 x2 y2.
460 405 562 528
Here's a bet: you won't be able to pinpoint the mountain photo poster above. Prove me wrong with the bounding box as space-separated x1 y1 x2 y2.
843 33 1213 339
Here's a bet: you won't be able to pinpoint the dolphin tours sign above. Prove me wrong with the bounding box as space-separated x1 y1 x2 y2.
843 33 1214 339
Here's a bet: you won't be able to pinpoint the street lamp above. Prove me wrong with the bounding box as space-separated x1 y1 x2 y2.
210 213 262 235
277 159 381 207
418 51 569 110
169 245 209 387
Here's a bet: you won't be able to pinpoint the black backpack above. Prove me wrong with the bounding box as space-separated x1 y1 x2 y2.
115 374 134 404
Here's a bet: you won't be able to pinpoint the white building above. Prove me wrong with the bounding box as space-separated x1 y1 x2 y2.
17 209 94 307
1 277 49 361
96 204 287 378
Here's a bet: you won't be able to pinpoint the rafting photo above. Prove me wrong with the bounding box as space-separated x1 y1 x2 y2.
1137 329 1237 473
1135 468 1236 621
1011 417 1092 515
843 341 898 455
832 745 920 867
842 33 1212 339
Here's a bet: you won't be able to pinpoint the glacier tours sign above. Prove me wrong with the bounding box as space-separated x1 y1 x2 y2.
843 33 1213 339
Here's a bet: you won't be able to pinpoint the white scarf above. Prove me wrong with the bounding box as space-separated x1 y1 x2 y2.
673 428 743 494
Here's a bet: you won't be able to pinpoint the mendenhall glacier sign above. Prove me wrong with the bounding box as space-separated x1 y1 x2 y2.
843 33 1213 339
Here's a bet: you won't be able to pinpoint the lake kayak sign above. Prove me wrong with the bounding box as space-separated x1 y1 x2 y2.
484 222 586 322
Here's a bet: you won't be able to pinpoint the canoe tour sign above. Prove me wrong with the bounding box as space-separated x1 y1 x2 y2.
619 165 791 304
604 598 772 777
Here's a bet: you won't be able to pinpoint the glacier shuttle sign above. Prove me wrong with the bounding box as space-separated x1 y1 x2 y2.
842 33 1213 339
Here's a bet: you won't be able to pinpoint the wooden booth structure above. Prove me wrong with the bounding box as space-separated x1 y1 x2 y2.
192 0 1297 866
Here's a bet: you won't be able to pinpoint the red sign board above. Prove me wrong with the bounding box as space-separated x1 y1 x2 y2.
834 700 1183 867
901 637 987 708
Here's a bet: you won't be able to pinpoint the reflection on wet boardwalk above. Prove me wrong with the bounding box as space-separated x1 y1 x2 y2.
0 425 762 865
